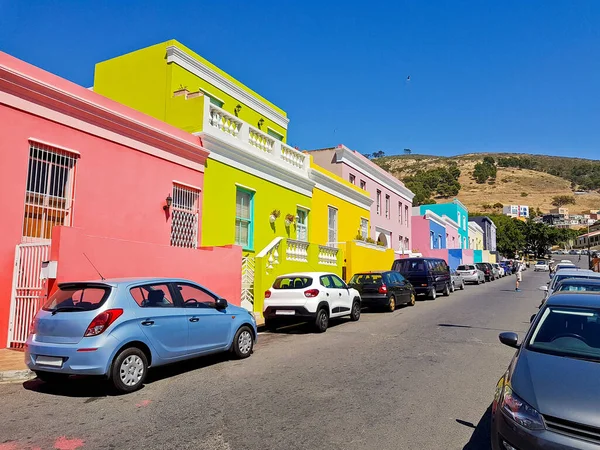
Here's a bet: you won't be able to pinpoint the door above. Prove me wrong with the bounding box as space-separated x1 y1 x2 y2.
174 282 231 354
391 272 411 303
296 208 308 242
329 274 351 315
131 283 188 360
318 275 335 314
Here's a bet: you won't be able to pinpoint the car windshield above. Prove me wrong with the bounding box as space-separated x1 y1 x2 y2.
42 284 111 312
551 274 597 289
537 261 546 265
395 260 425 272
272 276 312 289
528 306 600 362
557 283 600 293
349 274 383 285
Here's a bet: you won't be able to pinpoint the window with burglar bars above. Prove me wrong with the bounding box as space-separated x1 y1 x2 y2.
170 184 200 249
22 142 77 242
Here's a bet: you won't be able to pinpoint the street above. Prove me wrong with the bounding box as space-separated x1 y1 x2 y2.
0 261 570 450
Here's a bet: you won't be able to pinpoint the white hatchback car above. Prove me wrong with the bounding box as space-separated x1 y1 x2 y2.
534 260 549 271
263 272 361 332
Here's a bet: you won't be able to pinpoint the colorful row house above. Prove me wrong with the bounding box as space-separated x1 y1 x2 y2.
0 51 243 348
92 40 402 317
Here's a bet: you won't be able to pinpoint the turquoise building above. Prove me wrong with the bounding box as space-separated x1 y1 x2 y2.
419 199 469 249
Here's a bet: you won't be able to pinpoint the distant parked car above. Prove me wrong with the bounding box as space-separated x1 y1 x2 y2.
456 264 485 284
348 271 415 311
264 272 361 332
539 268 598 302
554 278 600 293
392 257 452 300
492 263 505 277
450 270 466 292
534 260 549 272
26 278 257 393
476 263 494 282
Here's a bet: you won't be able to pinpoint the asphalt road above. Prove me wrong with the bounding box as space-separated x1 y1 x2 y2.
0 258 578 450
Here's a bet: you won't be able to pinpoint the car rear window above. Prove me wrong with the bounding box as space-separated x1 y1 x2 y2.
273 276 312 289
42 285 111 312
349 274 383 285
457 265 473 271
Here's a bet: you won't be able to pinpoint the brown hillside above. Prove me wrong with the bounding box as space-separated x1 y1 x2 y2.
386 155 600 214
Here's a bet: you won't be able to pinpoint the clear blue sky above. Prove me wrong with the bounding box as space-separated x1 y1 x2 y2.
1 0 599 159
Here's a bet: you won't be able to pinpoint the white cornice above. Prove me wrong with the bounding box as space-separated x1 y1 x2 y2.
442 214 459 230
198 132 314 197
333 146 415 202
424 210 446 228
166 46 289 130
452 198 468 211
310 169 372 211
468 221 483 234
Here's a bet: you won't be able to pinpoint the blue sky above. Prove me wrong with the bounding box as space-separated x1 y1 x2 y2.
1 0 599 159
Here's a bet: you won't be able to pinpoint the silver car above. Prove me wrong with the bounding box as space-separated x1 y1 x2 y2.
456 264 485 284
540 268 598 303
450 271 465 292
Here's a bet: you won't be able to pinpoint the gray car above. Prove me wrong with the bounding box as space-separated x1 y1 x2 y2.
456 264 485 284
450 270 465 292
492 292 600 450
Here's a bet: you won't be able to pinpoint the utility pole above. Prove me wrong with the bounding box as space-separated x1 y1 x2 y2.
588 222 592 270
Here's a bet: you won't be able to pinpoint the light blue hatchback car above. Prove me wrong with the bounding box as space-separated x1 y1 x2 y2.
26 278 257 392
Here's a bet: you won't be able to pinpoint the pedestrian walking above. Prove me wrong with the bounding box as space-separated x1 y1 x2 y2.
515 260 524 292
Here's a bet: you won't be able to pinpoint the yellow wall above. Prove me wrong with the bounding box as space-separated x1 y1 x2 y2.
94 40 287 140
345 241 395 281
201 158 311 254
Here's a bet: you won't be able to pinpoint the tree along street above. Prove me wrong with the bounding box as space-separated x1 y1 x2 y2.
0 263 563 450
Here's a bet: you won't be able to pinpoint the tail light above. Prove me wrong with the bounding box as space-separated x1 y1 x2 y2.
378 284 388 294
265 290 271 299
29 319 36 335
84 309 123 337
304 289 319 298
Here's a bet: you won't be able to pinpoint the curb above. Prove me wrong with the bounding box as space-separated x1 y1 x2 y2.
0 369 35 384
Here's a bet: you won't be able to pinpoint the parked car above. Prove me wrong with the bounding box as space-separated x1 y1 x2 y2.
492 292 600 450
26 278 257 393
492 263 505 277
500 262 513 275
534 260 549 272
263 272 361 332
554 278 600 293
456 264 485 284
348 271 415 311
540 268 598 302
450 270 466 291
475 263 494 282
391 257 451 300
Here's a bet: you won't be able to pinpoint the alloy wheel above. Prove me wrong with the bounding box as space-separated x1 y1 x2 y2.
238 330 253 355
120 355 144 387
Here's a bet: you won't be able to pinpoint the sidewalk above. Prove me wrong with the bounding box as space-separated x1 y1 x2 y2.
0 348 33 383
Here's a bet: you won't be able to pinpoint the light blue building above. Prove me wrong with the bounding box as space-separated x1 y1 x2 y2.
419 199 469 249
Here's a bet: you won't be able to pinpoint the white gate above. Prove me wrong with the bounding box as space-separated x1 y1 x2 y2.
7 242 51 348
241 256 255 312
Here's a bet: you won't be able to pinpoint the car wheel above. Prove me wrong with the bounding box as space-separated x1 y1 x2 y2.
350 299 361 321
408 292 416 306
265 318 278 332
35 371 69 384
314 308 329 332
111 347 148 393
387 295 396 312
460 280 465 290
450 282 455 293
443 283 450 296
429 288 437 300
232 326 254 359
476 278 481 285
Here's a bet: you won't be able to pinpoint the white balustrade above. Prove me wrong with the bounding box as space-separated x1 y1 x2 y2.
318 245 339 266
286 239 309 262
202 96 308 174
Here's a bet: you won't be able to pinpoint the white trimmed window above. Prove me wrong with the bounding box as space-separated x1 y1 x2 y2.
349 174 356 185
376 190 381 215
385 194 390 219
398 201 403 224
22 142 77 241
235 188 254 250
328 206 338 245
405 205 409 225
170 184 200 249
296 208 308 242
360 218 369 239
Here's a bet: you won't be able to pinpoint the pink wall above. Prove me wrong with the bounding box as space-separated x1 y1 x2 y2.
461 249 475 265
446 226 459 249
50 227 242 303
411 216 430 255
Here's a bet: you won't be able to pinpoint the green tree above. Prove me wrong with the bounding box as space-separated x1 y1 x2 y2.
489 214 525 257
551 195 576 208
483 156 496 166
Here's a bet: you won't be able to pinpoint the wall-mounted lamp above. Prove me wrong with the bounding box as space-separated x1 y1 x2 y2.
163 194 173 211
234 104 242 116
258 118 265 129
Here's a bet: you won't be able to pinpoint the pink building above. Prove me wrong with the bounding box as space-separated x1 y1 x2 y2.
443 215 460 249
0 52 241 348
308 145 415 253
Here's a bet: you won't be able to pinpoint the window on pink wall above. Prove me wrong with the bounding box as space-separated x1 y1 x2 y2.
376 190 381 215
360 180 366 190
405 206 409 225
349 174 356 185
398 201 403 224
385 195 390 219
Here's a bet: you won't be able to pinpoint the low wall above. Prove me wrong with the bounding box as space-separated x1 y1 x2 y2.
49 227 242 303
345 241 396 281
473 250 483 263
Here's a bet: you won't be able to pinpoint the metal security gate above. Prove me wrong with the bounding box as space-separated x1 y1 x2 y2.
7 242 50 348
241 256 255 312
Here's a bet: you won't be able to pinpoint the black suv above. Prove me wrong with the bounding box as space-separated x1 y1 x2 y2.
391 257 451 300
475 262 494 282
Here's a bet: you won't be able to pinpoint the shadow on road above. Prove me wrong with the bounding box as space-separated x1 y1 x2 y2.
438 323 525 333
263 318 350 334
22 352 232 397
461 403 493 450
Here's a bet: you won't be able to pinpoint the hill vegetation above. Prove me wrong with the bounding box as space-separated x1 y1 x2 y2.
373 152 600 213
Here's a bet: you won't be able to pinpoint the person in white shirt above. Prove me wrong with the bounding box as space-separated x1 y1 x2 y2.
515 261 524 292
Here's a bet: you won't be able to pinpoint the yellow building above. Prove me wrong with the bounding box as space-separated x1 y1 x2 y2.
468 221 484 250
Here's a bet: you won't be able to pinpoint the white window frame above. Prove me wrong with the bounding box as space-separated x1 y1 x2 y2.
385 194 390 219
296 207 308 242
405 205 409 226
349 174 356 185
430 231 434 249
328 206 338 246
170 184 200 249
376 190 381 215
235 187 254 250
398 201 403 224
360 217 369 240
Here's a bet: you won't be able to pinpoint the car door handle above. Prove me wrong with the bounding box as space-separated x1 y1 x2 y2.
141 320 154 326
326 293 329 296
189 317 199 323
339 293 342 296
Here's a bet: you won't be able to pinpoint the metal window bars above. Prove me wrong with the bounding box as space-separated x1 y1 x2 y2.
170 184 200 249
22 142 77 242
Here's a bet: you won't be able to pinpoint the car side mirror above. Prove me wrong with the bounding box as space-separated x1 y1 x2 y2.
539 285 548 291
215 298 228 310
499 332 519 349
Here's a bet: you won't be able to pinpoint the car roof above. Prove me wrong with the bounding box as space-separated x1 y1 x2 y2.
554 268 594 275
546 292 600 307
556 278 600 286
275 272 334 278
351 271 389 275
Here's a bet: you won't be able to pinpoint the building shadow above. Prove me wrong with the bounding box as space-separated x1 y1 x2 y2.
461 403 493 450
438 323 525 333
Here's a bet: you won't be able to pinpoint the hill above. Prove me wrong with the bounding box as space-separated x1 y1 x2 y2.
374 153 600 214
